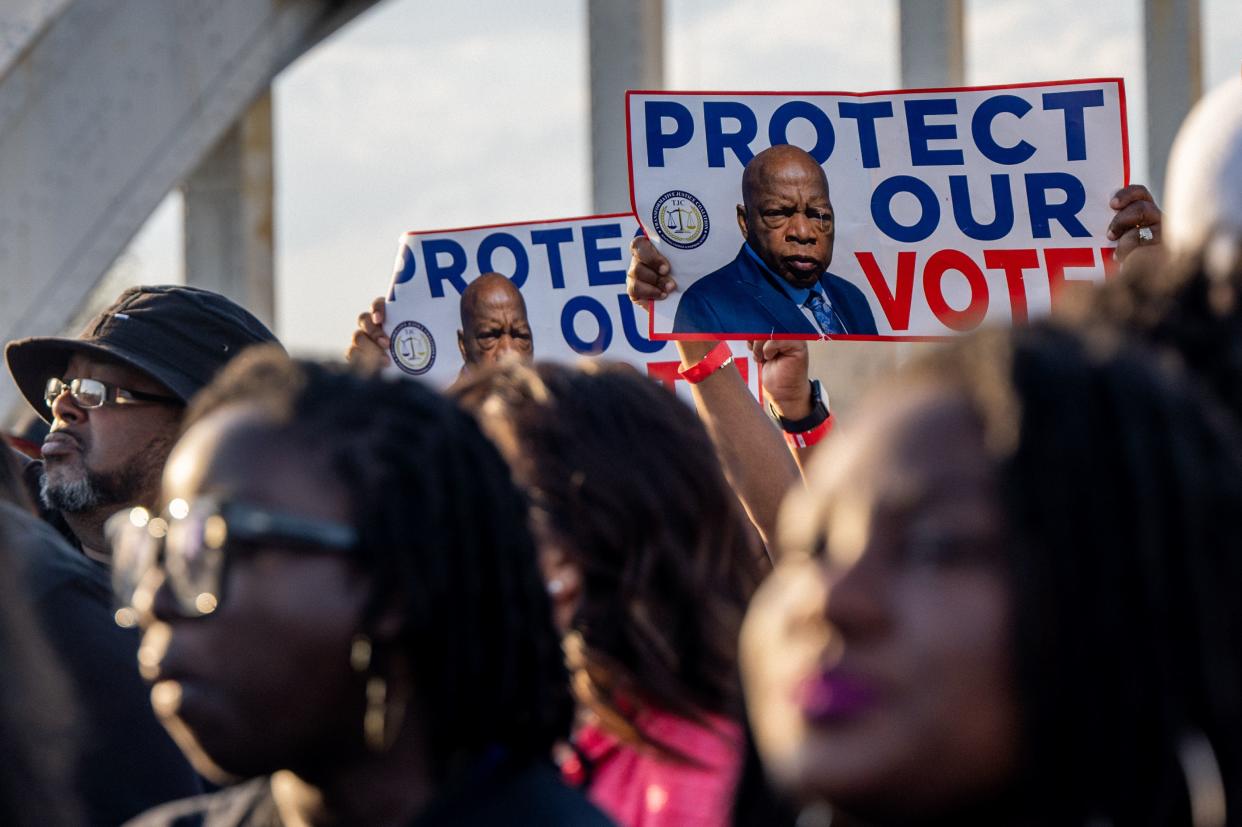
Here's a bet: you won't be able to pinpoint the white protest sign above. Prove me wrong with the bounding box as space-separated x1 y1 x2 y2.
627 79 1130 340
382 214 763 398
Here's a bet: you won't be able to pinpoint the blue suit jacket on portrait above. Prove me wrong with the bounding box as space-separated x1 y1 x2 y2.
673 244 878 335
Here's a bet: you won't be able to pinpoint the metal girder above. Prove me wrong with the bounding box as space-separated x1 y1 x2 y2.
183 92 276 328
1144 0 1201 199
0 0 73 71
588 0 663 215
899 0 965 88
0 0 377 418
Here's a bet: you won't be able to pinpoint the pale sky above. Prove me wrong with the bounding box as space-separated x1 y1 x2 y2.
115 0 1242 357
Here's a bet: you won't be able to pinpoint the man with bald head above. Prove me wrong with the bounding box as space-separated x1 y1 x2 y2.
673 144 876 335
457 272 534 367
347 273 534 376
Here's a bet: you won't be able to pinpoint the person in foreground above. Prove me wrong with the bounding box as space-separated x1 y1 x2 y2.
118 349 612 826
740 321 1242 825
456 361 765 827
0 442 201 825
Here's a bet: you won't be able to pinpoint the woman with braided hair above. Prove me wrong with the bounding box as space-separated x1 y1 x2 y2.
740 320 1242 826
455 361 766 827
117 347 611 826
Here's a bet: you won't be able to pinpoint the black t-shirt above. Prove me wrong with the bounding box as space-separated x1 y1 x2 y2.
0 501 202 824
126 763 616 827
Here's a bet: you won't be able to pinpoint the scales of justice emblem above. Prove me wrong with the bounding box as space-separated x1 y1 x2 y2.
389 321 437 376
652 189 710 250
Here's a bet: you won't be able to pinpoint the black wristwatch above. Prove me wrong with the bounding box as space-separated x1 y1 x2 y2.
770 380 830 433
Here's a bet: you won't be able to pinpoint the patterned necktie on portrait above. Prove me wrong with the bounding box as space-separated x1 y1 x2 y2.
805 292 845 334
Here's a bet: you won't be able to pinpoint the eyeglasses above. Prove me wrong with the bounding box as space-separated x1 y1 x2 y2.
106 497 359 625
44 377 182 410
758 206 833 232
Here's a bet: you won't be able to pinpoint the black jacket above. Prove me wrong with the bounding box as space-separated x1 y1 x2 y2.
0 500 201 824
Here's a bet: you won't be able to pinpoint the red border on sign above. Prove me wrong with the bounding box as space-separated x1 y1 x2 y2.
626 78 1131 342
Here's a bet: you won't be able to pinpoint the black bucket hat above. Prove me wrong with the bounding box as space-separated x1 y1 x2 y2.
5 285 281 423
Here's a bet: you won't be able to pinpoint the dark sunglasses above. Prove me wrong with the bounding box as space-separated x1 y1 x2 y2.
45 377 181 410
106 497 359 624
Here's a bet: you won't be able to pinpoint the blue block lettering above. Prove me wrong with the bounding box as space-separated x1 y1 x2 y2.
950 174 1015 241
971 95 1035 165
1025 172 1090 238
645 100 694 168
530 227 574 290
421 238 468 298
768 101 835 164
617 294 667 354
871 175 941 243
1042 89 1104 162
476 232 530 288
837 101 893 169
388 244 415 301
393 243 416 285
904 98 964 166
583 223 626 287
704 101 758 168
561 296 613 354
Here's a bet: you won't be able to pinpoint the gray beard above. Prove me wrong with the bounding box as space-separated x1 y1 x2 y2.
40 463 148 515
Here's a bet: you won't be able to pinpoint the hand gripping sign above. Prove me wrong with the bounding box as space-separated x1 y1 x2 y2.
382 214 763 397
627 79 1129 340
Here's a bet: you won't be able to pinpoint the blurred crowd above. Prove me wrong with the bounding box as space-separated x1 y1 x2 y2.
1 79 1240 826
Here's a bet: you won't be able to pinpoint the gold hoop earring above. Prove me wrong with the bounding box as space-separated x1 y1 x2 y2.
350 634 372 673
365 675 389 752
351 634 404 752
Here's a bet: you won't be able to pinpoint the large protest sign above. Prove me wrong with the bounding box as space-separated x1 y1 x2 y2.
382 214 763 398
627 79 1129 340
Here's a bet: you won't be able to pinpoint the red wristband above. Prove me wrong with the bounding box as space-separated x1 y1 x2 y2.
784 412 834 449
677 341 735 384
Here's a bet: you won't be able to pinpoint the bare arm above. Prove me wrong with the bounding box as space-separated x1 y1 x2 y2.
676 340 801 558
628 236 801 556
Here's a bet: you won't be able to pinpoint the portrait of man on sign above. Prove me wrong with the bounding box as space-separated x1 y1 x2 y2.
457 272 534 368
673 145 877 336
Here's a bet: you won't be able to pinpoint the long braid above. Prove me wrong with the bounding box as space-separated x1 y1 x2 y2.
184 347 572 778
917 323 1242 823
456 360 764 760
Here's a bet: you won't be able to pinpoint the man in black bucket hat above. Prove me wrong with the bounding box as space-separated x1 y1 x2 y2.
5 285 280 560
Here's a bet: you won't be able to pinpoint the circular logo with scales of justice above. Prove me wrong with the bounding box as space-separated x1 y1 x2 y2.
652 190 710 250
389 321 436 376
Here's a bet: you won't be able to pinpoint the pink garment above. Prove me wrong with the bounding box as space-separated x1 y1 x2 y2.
562 709 744 827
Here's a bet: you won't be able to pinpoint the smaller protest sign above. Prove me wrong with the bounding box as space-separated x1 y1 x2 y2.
627 79 1129 340
381 214 763 400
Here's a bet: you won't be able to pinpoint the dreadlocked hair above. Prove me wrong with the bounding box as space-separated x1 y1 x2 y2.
1070 248 1242 426
910 321 1242 825
455 360 764 762
184 345 572 779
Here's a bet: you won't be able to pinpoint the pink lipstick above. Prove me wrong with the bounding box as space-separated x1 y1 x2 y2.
795 671 877 724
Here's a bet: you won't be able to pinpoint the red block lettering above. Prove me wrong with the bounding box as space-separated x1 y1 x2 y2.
1043 247 1097 307
924 249 989 332
983 248 1040 325
1100 247 1118 278
856 251 917 331
647 361 683 391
